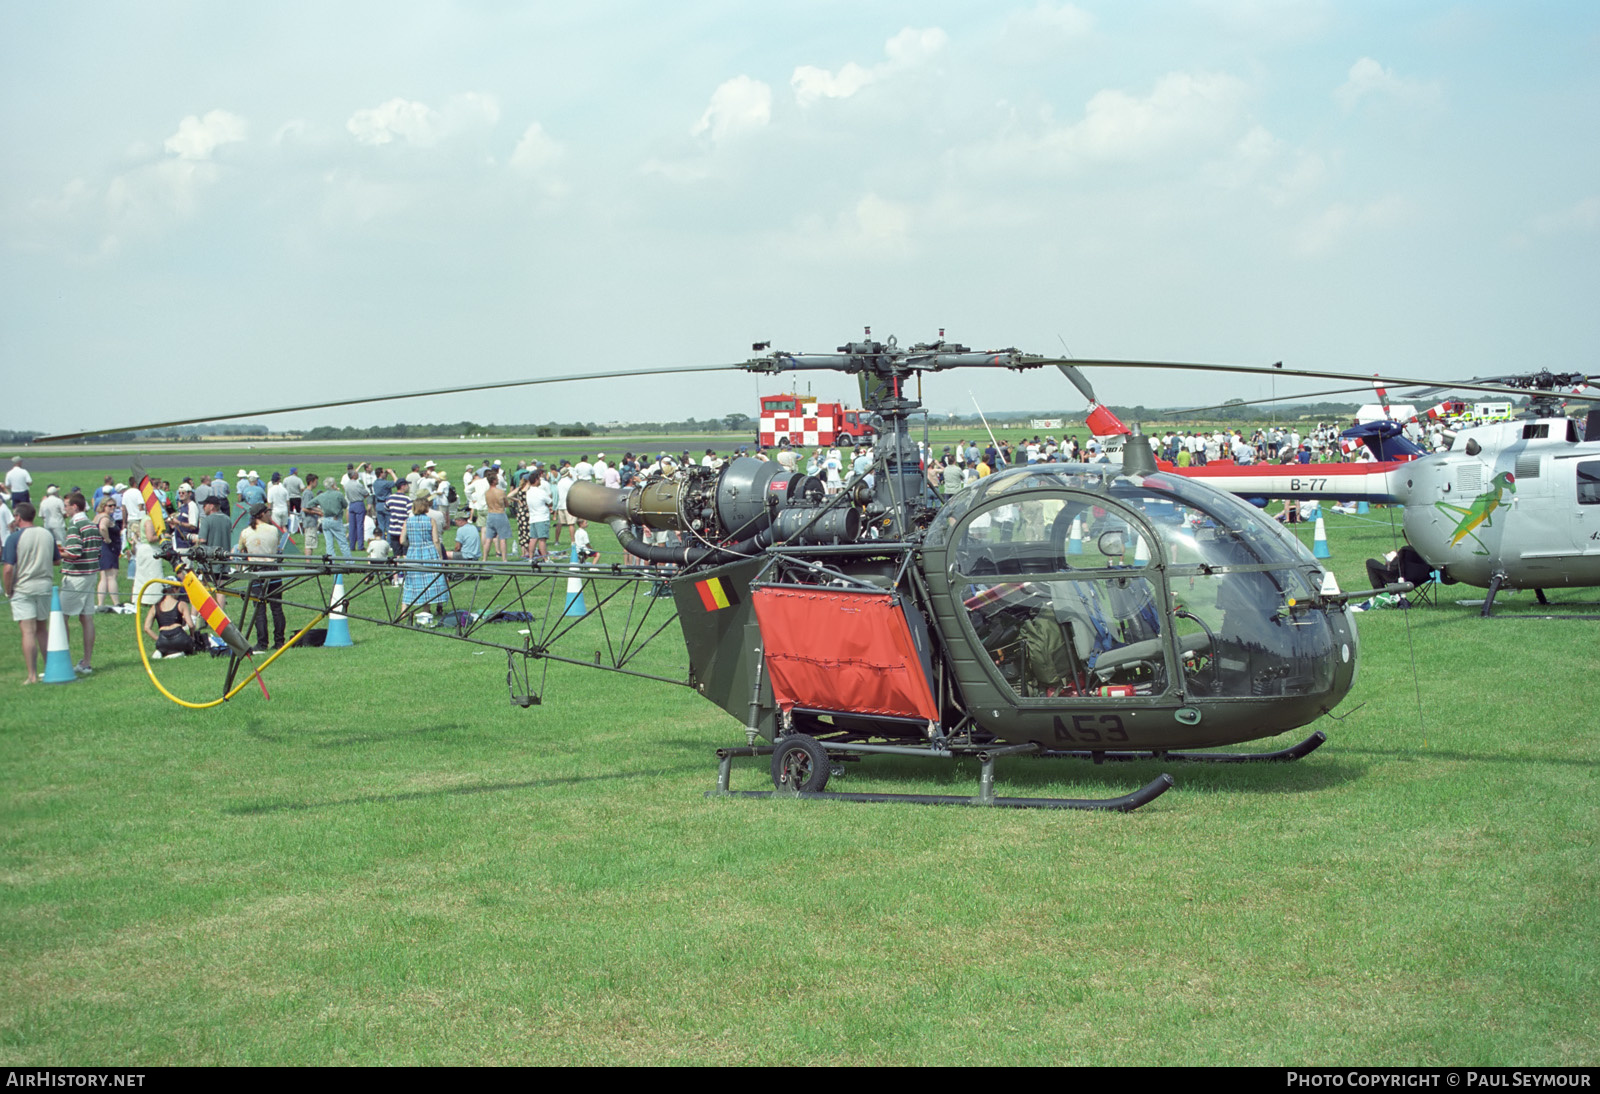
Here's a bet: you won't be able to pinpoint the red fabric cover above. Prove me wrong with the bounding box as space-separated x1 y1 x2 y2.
751 586 939 721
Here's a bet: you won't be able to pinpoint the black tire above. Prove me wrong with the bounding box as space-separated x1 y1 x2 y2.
771 733 830 793
836 433 854 446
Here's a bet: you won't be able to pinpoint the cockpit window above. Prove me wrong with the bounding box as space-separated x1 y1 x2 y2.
945 467 1341 704
1578 461 1600 505
952 497 1155 576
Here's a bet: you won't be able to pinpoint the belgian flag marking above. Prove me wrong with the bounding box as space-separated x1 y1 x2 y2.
695 577 739 612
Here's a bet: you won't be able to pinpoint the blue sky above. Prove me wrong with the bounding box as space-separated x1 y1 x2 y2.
4 1 1597 434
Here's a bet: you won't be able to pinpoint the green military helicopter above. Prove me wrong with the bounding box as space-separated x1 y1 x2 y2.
41 332 1403 811
556 332 1374 810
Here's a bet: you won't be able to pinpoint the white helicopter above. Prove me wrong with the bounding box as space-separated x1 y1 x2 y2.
1052 362 1599 616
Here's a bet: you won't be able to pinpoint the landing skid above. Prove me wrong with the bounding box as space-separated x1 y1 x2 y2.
708 740 1175 812
1041 729 1327 765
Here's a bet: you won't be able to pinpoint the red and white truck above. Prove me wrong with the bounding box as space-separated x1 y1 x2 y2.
757 393 877 447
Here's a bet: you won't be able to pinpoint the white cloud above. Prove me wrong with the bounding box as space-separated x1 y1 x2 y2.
509 122 567 197
320 168 410 226
1336 58 1441 113
1294 194 1411 255
510 123 561 174
1529 195 1600 236
1200 123 1282 189
22 108 249 257
163 110 247 161
882 27 948 69
1072 71 1249 161
347 93 500 147
1006 2 1094 39
692 76 772 142
792 26 948 107
777 193 913 259
639 158 710 184
348 98 440 146
853 193 911 245
791 61 875 105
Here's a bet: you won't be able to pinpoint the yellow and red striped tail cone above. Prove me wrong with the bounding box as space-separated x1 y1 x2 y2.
137 476 168 540
181 570 250 656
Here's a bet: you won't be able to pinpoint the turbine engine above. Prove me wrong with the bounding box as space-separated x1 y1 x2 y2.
567 456 858 563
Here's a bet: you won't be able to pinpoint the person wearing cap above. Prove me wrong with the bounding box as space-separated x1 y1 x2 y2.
371 467 394 541
240 471 266 510
341 464 370 552
282 467 305 534
446 510 481 561
551 464 576 546
295 473 322 557
198 491 232 556
524 468 553 562
170 483 200 550
6 456 33 507
266 472 291 550
38 485 66 547
308 474 349 557
237 503 285 651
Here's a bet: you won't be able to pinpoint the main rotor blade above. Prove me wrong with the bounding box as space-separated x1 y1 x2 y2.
1054 364 1098 405
1014 356 1587 401
33 363 747 443
1158 385 1382 418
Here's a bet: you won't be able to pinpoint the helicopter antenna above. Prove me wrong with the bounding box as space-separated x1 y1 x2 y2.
970 392 1004 466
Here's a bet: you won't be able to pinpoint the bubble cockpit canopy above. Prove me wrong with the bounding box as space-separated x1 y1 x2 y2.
927 465 1350 705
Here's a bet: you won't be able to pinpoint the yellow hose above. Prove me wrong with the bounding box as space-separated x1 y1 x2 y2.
134 577 328 709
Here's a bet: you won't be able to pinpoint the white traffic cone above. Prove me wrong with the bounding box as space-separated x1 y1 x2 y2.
563 545 586 617
42 586 77 685
1067 515 1084 555
324 574 353 647
1312 516 1331 559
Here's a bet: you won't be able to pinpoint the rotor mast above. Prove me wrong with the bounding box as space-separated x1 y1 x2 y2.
739 329 1038 537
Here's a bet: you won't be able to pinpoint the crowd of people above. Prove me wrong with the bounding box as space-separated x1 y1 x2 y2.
3 418 1431 681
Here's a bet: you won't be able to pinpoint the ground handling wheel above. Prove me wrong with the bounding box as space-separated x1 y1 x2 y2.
771 733 830 793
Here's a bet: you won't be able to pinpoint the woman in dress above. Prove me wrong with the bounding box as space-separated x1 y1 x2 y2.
507 473 531 560
399 496 448 620
94 497 122 608
132 517 166 609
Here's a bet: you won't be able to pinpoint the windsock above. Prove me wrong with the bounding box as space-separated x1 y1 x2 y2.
181 570 250 656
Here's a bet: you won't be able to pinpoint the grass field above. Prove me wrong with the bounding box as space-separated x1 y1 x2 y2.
2 497 1596 1064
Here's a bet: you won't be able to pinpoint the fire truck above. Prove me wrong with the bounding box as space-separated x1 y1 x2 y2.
757 393 877 448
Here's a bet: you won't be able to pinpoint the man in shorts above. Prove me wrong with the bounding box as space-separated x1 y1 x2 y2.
2 503 59 684
482 471 510 562
58 493 103 674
